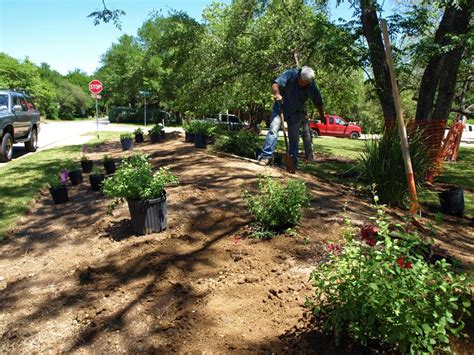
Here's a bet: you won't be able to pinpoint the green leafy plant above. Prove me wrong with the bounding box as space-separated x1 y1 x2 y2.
213 131 259 158
243 176 309 235
90 166 103 176
102 153 178 203
307 200 472 354
148 124 163 135
134 127 143 135
103 154 113 163
186 120 217 136
120 132 133 140
358 127 429 206
63 159 79 171
81 144 90 161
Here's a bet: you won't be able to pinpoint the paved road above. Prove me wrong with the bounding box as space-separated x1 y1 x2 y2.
0 120 147 168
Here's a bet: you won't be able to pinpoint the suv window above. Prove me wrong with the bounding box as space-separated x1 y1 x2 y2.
0 94 7 108
336 118 345 125
13 95 28 111
329 117 334 124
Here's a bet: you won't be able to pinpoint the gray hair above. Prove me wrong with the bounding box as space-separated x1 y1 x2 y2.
300 66 315 82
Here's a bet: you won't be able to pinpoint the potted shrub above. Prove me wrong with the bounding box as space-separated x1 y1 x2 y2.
120 132 134 151
183 120 195 143
148 124 164 144
134 127 144 143
48 169 69 204
192 120 217 149
66 160 83 186
102 153 178 235
80 145 93 173
89 166 105 191
103 155 116 174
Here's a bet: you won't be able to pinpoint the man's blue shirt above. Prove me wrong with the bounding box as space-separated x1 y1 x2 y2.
273 68 323 116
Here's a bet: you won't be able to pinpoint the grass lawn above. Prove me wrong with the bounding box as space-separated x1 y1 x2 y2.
0 132 121 239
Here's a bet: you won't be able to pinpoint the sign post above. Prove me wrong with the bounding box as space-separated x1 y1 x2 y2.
139 91 152 127
89 80 103 137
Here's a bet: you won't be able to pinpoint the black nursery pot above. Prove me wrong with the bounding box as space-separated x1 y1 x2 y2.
135 133 144 143
49 185 69 205
81 159 93 173
121 138 134 151
161 130 166 140
150 132 163 144
439 188 464 216
89 174 105 191
103 160 116 174
68 169 83 186
127 192 167 235
185 132 195 143
273 154 283 167
194 133 208 149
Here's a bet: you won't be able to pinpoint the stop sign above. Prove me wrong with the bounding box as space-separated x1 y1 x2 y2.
88 80 103 94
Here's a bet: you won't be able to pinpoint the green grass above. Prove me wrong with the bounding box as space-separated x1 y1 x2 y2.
435 147 474 190
0 132 121 239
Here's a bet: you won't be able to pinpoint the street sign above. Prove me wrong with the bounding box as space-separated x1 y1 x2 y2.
91 93 102 99
139 90 152 97
89 80 103 94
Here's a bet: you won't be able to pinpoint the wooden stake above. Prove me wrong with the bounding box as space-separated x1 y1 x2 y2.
381 19 419 215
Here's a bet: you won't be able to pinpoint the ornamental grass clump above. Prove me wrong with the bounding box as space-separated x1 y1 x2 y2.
213 130 259 159
308 199 472 354
358 126 429 206
244 176 309 236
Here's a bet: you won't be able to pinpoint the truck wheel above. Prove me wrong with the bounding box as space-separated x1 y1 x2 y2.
25 128 38 152
311 129 319 138
0 132 14 162
349 131 360 139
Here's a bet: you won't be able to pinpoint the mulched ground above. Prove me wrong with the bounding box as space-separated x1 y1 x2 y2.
0 132 472 353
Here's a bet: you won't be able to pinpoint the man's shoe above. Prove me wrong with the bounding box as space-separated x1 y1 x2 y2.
257 157 273 166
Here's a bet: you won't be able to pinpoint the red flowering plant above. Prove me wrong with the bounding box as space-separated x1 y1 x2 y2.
308 194 472 354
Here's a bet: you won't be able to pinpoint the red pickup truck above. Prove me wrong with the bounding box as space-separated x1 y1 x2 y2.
309 115 362 139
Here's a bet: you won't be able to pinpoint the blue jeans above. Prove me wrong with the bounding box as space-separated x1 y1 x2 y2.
260 108 303 162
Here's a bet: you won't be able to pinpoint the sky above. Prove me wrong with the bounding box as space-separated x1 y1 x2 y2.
0 0 393 76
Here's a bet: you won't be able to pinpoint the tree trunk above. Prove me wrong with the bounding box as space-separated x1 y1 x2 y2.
416 4 472 121
360 0 396 125
413 3 472 179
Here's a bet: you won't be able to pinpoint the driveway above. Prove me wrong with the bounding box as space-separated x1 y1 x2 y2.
0 119 146 168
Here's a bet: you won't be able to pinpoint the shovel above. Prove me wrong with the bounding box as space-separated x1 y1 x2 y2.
278 106 296 174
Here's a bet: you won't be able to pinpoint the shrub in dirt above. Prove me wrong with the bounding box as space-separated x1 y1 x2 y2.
213 131 259 159
243 176 309 235
308 201 472 354
358 126 429 206
102 153 178 202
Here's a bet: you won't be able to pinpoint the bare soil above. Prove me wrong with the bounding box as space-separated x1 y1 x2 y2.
1 132 472 353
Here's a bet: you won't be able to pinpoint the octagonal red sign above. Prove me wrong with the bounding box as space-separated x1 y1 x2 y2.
88 80 103 94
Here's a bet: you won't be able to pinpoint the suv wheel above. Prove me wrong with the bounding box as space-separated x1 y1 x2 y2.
25 128 38 152
1 132 14 162
311 129 319 138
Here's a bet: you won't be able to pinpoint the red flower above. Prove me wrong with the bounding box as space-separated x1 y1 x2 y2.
360 225 375 239
396 257 404 268
327 243 343 254
405 262 412 269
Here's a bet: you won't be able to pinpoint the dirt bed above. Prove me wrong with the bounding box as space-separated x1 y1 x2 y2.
0 132 472 353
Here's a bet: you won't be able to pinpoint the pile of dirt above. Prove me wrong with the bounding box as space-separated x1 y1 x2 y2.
0 132 472 353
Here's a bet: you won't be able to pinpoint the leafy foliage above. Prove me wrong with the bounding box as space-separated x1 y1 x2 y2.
148 124 163 135
244 176 310 233
308 202 472 354
119 132 133 140
186 120 218 136
358 127 430 205
102 153 178 201
213 130 259 159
